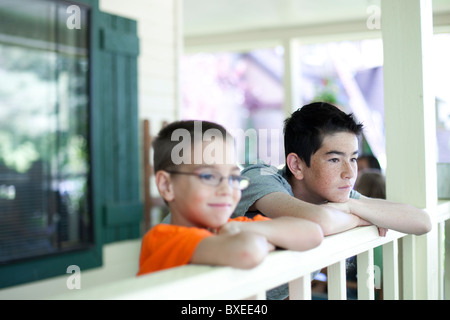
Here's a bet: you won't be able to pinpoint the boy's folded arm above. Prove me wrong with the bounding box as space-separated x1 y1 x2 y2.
345 196 432 235
268 217 324 250
226 217 323 251
190 232 273 269
254 192 361 236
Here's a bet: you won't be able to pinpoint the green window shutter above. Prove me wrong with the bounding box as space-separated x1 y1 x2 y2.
95 12 142 244
0 0 142 288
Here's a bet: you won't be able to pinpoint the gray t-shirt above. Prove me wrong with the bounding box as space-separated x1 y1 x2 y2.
163 162 361 300
233 162 361 218
232 162 361 300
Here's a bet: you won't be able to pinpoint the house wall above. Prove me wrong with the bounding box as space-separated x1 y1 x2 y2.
99 0 181 132
0 240 142 299
0 0 180 299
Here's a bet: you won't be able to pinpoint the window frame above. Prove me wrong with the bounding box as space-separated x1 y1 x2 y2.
0 0 142 289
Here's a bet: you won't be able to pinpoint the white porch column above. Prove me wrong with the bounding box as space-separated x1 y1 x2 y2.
282 38 301 117
381 0 438 299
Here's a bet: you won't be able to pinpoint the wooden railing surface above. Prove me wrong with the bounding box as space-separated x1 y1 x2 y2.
53 201 450 300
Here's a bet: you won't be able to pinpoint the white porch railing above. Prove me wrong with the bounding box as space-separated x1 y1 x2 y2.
54 201 450 300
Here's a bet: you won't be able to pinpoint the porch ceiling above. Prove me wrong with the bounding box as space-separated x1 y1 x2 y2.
184 0 450 37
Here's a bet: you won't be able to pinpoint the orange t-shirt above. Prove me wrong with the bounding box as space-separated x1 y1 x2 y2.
137 214 269 276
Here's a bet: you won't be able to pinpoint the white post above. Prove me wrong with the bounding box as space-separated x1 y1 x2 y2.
328 260 347 300
437 222 445 299
445 222 450 299
174 0 183 120
357 250 375 300
289 274 311 300
401 235 417 299
382 240 399 300
247 291 267 300
283 38 301 117
381 0 438 299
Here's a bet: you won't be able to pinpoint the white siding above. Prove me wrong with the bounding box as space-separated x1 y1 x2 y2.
100 0 180 134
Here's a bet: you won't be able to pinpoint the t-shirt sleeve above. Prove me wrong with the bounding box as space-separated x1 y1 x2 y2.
233 163 292 217
350 189 361 199
137 225 213 275
231 214 271 222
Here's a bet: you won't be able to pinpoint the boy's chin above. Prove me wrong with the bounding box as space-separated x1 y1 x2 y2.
328 194 351 203
208 216 232 229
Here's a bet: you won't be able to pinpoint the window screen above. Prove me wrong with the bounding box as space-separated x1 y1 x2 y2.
0 0 92 263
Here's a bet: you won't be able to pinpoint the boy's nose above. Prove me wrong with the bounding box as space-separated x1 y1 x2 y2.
342 162 356 179
216 177 233 193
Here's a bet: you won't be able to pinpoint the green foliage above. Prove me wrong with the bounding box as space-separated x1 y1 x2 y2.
312 78 340 104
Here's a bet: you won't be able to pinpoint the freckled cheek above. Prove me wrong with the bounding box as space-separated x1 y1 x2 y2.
314 168 339 187
315 179 335 196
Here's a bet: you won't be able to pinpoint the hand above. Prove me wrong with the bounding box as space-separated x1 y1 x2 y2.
378 227 388 237
218 221 243 235
322 200 388 236
322 201 351 214
322 201 371 226
218 222 276 252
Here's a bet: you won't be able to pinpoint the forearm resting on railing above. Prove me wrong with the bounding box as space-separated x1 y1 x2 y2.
254 192 365 236
219 217 324 251
346 197 432 235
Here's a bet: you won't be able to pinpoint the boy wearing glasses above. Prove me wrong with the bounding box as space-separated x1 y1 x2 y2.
137 120 323 276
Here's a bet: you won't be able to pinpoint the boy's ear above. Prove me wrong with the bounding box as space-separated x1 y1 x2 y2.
155 170 175 202
286 152 305 180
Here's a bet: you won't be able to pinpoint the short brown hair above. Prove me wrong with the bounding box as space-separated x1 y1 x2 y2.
153 120 233 172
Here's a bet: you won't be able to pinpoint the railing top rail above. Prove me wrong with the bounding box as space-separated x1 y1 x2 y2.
437 200 450 223
53 226 405 300
52 200 450 300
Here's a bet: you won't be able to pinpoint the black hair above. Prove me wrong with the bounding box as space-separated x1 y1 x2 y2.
283 102 363 177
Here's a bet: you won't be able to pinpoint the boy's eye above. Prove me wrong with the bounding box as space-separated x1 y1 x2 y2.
192 171 250 190
229 175 242 185
198 173 215 180
329 158 339 163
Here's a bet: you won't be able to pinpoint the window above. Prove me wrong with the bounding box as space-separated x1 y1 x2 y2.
0 0 91 263
0 0 141 288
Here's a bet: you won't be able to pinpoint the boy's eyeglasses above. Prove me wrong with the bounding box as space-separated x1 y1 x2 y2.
165 170 250 190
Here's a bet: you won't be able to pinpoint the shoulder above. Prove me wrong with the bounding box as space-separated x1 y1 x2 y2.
138 224 213 275
241 163 291 189
241 162 281 178
144 224 212 245
233 163 293 218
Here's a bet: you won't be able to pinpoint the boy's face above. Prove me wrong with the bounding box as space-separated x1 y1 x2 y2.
300 131 359 204
167 139 242 229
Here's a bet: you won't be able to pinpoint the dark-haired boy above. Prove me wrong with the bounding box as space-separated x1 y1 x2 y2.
233 102 431 237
